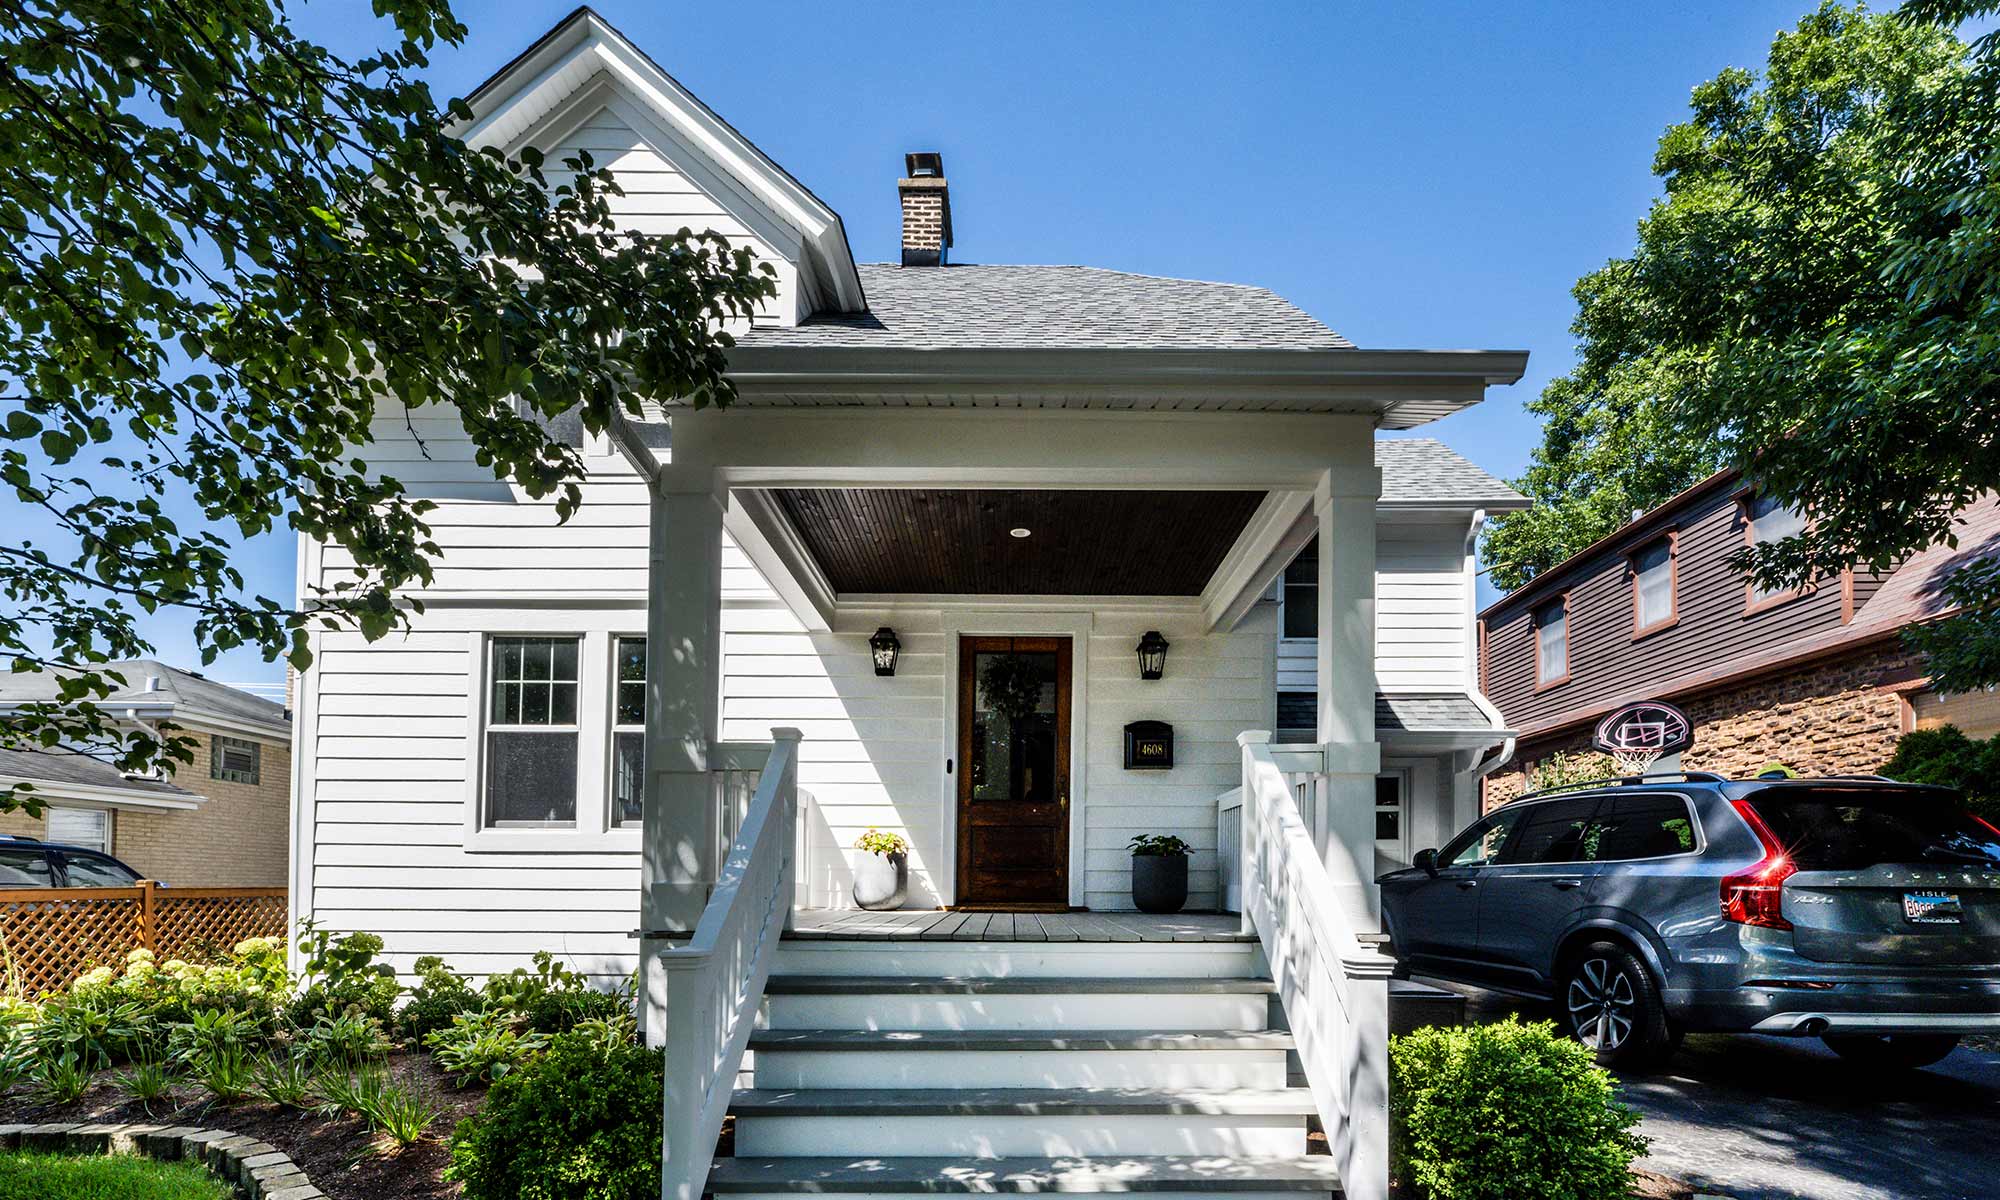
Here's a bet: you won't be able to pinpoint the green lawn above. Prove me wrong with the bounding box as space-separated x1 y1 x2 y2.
0 1151 231 1200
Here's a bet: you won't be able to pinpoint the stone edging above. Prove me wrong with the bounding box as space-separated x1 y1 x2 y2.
0 1120 325 1199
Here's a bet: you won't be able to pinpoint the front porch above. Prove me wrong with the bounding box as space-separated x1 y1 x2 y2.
786 909 1256 943
612 404 1512 1200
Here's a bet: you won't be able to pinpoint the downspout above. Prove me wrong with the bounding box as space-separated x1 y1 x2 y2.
1460 509 1516 803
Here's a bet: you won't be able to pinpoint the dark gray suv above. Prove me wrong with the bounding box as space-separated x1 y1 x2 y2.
1380 774 2000 1069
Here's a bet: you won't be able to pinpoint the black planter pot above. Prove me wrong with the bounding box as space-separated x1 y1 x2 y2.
1131 853 1189 914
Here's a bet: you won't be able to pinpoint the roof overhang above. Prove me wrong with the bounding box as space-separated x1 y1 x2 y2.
0 775 204 813
715 347 1529 429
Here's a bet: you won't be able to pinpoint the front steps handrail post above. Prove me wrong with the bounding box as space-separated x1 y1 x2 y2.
1233 729 1393 1200
659 727 803 1200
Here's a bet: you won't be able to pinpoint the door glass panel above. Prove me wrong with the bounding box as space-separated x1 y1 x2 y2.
969 650 1059 805
1585 794 1697 861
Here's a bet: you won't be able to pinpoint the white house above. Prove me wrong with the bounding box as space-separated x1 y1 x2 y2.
288 11 1526 1200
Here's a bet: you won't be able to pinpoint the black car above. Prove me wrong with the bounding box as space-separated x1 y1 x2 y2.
0 834 147 887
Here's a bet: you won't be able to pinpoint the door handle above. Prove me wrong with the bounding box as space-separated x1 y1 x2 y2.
1551 878 1584 891
1455 879 1478 890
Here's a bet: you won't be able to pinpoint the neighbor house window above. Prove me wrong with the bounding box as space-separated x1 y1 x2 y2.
485 636 579 827
1534 598 1568 686
1631 538 1676 634
611 636 646 828
1282 540 1318 639
47 806 110 854
210 735 260 785
1745 494 1808 608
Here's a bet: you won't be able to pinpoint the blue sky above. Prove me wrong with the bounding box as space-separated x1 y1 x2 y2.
87 0 1841 685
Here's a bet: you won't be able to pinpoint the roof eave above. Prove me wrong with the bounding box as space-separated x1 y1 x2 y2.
719 347 1528 425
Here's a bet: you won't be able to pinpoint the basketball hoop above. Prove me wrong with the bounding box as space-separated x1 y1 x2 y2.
1593 701 1693 777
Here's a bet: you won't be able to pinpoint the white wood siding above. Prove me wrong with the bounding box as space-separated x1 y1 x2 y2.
1280 521 1473 699
1376 522 1472 690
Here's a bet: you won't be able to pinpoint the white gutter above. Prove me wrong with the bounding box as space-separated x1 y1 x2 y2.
0 775 204 812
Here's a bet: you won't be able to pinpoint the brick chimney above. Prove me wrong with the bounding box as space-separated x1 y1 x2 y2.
898 151 951 267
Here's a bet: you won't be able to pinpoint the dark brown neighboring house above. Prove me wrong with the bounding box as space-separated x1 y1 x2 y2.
1479 471 2000 804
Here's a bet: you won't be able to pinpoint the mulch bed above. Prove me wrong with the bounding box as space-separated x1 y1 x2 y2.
0 1052 478 1200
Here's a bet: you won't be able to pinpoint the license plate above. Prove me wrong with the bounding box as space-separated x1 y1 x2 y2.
1904 890 1963 925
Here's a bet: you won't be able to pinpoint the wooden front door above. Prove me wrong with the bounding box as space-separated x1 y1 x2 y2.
956 636 1072 907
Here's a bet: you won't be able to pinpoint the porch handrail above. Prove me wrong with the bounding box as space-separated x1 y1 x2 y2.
658 728 802 1200
1233 730 1392 1200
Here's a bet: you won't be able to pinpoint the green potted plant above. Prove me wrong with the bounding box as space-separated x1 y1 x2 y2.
852 829 910 910
1128 834 1192 913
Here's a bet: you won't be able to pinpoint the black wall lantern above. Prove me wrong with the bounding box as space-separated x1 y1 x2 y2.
1135 630 1170 680
869 627 901 677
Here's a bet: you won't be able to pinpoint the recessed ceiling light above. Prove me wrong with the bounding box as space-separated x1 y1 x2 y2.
1009 527 1032 539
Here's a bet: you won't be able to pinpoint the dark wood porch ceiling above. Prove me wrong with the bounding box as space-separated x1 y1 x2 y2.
771 489 1266 596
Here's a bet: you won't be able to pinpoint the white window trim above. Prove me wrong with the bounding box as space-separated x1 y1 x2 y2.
608 632 646 830
463 630 639 853
47 805 112 855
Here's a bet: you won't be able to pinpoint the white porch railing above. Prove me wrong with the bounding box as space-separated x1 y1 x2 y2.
1230 730 1393 1200
658 728 802 1200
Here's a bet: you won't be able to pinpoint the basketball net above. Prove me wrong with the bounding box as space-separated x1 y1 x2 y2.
1610 747 1663 777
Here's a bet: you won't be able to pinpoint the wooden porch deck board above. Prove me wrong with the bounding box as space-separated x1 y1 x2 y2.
787 909 1255 944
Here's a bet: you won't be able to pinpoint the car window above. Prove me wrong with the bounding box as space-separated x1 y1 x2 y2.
1440 807 1527 868
1585 794 1697 861
59 854 138 887
1742 786 2000 870
1495 796 1601 865
0 847 52 887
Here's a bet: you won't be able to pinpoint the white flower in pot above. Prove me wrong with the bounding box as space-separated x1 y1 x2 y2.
852 828 910 910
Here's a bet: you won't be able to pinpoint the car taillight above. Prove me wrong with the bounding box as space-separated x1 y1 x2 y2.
1722 799 1796 931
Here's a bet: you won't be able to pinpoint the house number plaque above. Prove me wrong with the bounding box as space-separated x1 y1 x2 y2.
1123 720 1173 770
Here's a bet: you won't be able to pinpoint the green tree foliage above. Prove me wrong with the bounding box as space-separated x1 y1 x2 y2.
1389 1017 1646 1200
1487 3 2000 700
1882 724 2000 817
0 0 773 809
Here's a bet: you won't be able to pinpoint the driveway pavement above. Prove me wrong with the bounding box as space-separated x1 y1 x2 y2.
1442 983 2000 1200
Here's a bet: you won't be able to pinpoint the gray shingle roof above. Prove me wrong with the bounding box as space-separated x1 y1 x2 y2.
0 746 196 798
739 264 1354 351
0 661 287 735
1377 438 1526 507
1279 692 1501 737
1376 693 1493 733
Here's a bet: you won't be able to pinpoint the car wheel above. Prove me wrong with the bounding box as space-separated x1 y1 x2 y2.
1561 941 1673 1069
1821 1033 1960 1070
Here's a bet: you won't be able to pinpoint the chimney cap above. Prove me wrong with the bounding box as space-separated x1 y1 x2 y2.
904 151 945 179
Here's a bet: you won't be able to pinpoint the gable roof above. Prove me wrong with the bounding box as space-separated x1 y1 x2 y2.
738 264 1354 351
1376 439 1526 509
0 661 289 740
457 6 864 313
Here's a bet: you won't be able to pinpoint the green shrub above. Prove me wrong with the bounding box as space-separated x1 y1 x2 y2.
28 1050 92 1106
287 922 401 1029
526 987 629 1036
425 1009 548 1086
398 956 480 1044
1883 725 2000 818
446 1030 663 1200
115 1056 177 1111
1389 1018 1645 1200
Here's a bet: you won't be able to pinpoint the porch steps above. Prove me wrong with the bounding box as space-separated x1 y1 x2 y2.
715 941 1341 1199
707 1154 1346 1194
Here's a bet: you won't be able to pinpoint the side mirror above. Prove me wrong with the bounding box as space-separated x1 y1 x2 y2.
1413 848 1440 877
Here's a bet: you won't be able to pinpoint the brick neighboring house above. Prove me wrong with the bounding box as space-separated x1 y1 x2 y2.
0 662 290 885
1479 471 2000 805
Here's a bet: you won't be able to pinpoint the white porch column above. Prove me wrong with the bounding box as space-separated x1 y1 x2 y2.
639 469 726 1047
1315 466 1383 928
